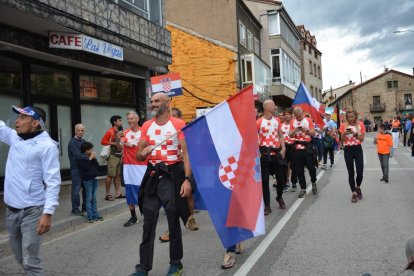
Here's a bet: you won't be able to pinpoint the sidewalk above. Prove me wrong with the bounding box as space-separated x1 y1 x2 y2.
0 178 128 259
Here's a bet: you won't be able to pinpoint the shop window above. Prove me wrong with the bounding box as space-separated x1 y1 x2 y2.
80 75 134 104
0 56 22 95
31 65 72 98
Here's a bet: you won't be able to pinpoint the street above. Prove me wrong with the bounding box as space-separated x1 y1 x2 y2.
1 133 414 276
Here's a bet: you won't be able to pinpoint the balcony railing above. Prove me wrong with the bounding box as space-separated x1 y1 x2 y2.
370 103 386 112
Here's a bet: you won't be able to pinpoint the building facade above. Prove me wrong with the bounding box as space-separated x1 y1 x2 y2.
322 81 355 106
244 0 302 110
0 0 171 188
297 25 323 102
166 0 270 120
329 69 414 122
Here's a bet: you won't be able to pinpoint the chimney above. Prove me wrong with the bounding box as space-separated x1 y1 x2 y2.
349 80 352 84
412 67 414 76
384 67 389 72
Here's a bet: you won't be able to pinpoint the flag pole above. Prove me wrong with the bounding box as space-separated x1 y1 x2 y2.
149 130 181 153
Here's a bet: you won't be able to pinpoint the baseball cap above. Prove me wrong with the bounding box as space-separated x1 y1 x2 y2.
11 105 45 126
403 237 414 271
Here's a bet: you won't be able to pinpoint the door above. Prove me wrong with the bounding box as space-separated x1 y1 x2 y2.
34 102 72 170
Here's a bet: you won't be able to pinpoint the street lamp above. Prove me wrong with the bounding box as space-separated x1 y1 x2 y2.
393 30 414 33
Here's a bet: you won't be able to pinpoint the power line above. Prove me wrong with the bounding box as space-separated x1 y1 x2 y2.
182 86 218 105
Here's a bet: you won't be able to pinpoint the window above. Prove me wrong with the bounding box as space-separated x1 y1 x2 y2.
387 80 399 89
119 0 162 25
373 96 381 105
239 21 246 47
310 86 314 97
309 60 313 75
0 55 22 95
31 65 72 98
314 64 317 78
268 14 279 36
247 31 253 52
279 17 299 54
271 49 281 83
254 37 260 56
404 94 412 106
80 75 134 103
318 66 321 79
314 51 318 59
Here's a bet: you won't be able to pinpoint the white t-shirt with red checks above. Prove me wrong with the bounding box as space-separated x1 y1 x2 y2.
291 117 314 149
140 116 185 166
339 122 366 146
256 116 281 149
280 121 294 145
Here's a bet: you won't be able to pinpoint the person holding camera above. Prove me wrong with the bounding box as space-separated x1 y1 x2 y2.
101 115 125 201
257 100 286 214
339 109 366 203
289 107 317 198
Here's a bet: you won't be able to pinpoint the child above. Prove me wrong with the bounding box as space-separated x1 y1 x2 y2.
374 123 393 183
78 141 103 223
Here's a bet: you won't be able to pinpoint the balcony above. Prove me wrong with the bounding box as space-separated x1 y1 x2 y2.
240 53 271 101
370 103 386 112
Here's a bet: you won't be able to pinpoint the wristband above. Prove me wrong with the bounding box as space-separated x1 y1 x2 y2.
184 176 190 180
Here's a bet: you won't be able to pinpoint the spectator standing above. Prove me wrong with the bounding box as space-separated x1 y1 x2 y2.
132 92 192 276
1 106 61 275
68 123 86 216
373 123 393 183
101 115 125 201
403 115 412 147
78 141 104 223
339 109 366 203
391 117 401 149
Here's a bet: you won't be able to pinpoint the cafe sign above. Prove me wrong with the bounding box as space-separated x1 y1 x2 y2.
49 32 123 61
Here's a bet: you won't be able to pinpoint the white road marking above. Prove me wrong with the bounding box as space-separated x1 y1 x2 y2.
234 170 326 276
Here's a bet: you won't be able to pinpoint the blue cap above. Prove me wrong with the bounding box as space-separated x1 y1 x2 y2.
12 105 45 126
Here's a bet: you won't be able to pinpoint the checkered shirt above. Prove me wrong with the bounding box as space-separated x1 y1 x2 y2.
280 122 294 145
291 117 314 150
340 122 365 147
257 117 281 148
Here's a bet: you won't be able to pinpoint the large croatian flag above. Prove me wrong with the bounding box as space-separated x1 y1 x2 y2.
183 86 265 248
292 82 325 127
150 72 183 97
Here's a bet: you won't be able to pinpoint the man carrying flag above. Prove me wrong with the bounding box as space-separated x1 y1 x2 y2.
132 92 191 276
257 100 286 214
121 111 147 227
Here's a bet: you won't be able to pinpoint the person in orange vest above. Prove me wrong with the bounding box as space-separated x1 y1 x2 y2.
374 123 393 183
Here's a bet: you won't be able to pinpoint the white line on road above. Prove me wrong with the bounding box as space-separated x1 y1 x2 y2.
234 170 326 276
333 168 414 171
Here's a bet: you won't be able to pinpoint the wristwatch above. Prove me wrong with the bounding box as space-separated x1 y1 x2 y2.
184 176 191 180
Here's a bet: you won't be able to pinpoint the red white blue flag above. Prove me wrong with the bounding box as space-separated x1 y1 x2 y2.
292 82 325 127
182 86 265 248
150 72 183 97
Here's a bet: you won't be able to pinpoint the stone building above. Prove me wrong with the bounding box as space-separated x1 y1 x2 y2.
166 0 270 121
0 0 171 187
297 25 323 102
329 69 414 122
322 81 355 106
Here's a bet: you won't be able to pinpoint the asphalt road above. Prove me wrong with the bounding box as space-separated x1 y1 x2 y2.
1 133 414 276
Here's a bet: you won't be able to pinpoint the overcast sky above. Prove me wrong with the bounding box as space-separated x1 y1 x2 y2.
283 0 414 91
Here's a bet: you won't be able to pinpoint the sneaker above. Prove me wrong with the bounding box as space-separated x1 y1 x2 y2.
312 183 317 195
264 206 272 215
130 271 148 276
221 252 235 269
351 193 358 203
322 164 327 170
95 216 104 221
298 190 306 198
380 177 385 181
276 197 286 209
159 230 170 242
355 187 363 200
235 242 244 254
71 210 84 216
186 215 199 231
283 186 289 193
384 179 389 183
166 265 183 276
88 219 94 223
290 184 297 192
124 216 138 227
330 164 333 168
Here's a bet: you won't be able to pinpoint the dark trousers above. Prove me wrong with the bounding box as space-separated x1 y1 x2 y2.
261 155 285 206
378 153 390 180
283 145 297 185
344 145 364 192
323 146 334 165
70 167 86 213
136 175 183 272
293 149 317 190
403 131 411 147
316 139 324 162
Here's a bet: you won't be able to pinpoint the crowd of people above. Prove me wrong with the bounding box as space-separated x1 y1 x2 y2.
2 97 414 275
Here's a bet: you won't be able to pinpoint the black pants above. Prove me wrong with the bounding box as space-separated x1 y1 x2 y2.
323 146 334 165
344 145 364 192
283 145 297 185
293 149 317 190
261 154 285 206
136 175 182 272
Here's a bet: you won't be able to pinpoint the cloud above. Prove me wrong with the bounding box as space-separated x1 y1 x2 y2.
283 0 414 89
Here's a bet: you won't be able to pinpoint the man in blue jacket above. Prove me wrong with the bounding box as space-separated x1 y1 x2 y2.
0 105 61 275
